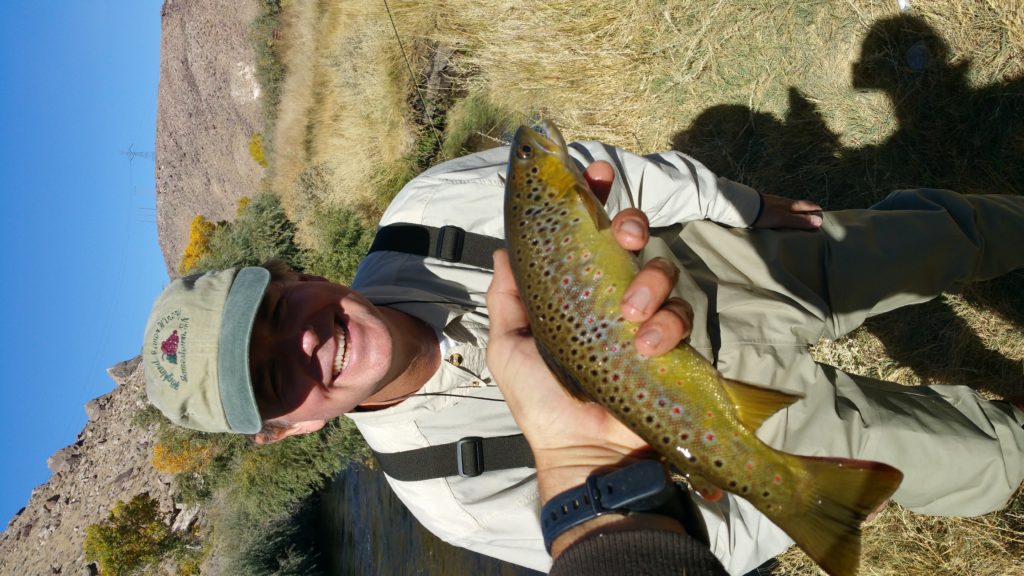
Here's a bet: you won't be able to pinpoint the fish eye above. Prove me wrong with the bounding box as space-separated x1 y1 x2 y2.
516 144 533 159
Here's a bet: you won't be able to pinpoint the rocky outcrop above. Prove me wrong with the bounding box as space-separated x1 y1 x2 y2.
0 357 184 576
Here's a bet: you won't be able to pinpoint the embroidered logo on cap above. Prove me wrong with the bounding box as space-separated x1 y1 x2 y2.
161 330 180 364
148 309 191 390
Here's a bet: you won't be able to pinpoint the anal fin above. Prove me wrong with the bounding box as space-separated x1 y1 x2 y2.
720 378 802 432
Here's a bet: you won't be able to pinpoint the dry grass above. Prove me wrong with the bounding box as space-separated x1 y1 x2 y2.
266 0 1024 573
269 0 421 236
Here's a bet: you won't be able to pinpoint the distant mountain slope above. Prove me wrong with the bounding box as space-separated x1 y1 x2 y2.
156 0 264 276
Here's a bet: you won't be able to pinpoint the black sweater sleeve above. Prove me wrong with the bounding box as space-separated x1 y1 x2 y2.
549 529 730 576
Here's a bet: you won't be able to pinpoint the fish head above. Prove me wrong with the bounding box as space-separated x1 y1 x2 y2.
506 121 610 231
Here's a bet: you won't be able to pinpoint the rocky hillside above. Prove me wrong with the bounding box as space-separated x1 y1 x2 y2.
0 1 265 573
0 358 193 576
155 0 265 276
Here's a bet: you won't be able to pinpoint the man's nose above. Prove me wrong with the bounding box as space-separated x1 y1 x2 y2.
301 326 320 359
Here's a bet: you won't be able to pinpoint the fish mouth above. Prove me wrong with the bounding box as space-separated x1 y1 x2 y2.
514 120 569 159
532 120 568 151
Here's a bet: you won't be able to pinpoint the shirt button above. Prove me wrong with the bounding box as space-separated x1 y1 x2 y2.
447 352 464 367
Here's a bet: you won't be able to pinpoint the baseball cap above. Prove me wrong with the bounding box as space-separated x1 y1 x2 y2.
142 267 271 434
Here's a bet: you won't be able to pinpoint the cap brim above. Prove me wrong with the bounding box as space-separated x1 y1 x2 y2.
217 267 271 434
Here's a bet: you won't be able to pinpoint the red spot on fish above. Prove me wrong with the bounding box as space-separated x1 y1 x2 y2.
611 374 620 382
705 433 716 443
562 277 570 286
658 398 667 407
582 290 591 298
636 391 646 401
746 462 755 471
671 406 682 415
774 474 783 484
565 254 574 261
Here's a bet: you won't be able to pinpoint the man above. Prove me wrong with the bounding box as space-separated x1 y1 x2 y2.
144 139 1024 574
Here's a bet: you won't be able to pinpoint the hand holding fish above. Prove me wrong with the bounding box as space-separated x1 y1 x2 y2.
487 247 692 556
583 161 694 355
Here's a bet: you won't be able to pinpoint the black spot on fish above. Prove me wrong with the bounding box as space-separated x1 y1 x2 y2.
714 459 723 468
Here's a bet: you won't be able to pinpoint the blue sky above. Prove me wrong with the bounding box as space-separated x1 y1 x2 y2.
0 2 166 526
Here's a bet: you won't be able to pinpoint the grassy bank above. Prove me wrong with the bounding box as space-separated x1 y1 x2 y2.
219 0 1024 573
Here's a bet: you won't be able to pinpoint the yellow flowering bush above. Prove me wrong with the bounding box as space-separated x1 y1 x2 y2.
249 133 268 167
178 215 218 275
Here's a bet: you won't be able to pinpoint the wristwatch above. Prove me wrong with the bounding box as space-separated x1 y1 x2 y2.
540 459 688 553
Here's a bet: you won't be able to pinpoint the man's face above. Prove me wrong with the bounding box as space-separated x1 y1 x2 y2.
248 277 397 424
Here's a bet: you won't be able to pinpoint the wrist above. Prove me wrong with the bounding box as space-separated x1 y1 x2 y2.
539 459 683 557
534 446 654 503
549 512 686 558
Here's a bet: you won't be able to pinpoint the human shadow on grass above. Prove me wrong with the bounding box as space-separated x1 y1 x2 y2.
670 14 1024 398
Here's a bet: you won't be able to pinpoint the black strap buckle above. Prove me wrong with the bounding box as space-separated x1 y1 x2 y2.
456 436 484 477
435 225 465 262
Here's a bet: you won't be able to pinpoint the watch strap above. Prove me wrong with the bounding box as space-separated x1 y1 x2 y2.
540 460 674 553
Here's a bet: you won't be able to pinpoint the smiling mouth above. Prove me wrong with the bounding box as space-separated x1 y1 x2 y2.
332 318 350 380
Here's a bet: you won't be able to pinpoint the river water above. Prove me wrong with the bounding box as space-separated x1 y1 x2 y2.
320 462 544 576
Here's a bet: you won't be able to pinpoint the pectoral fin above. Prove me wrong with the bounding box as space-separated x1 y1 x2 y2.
720 378 802 432
686 472 724 502
536 339 597 403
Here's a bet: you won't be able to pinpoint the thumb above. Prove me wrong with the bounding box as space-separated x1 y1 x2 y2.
584 161 615 205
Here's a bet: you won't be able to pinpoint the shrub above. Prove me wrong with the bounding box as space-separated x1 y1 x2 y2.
83 493 181 576
302 203 376 284
251 0 286 135
249 133 269 167
152 438 215 475
195 192 304 272
178 215 220 275
231 418 365 522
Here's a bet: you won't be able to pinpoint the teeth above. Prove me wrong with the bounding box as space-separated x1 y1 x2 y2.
333 321 349 379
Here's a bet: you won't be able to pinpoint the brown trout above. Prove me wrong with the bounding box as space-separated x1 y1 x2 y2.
503 121 903 576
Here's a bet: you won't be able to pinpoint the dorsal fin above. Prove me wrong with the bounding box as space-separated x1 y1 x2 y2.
720 378 802 432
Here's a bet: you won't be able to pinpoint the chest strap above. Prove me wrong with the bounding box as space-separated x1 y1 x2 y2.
366 224 530 481
372 434 535 482
367 223 505 269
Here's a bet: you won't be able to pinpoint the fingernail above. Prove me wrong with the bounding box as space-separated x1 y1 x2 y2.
620 219 644 239
624 287 651 315
638 327 662 350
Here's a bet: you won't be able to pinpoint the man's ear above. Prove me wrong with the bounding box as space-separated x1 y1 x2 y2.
254 420 326 444
284 420 326 437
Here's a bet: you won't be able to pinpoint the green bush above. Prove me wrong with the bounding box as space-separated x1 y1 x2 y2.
232 418 366 522
442 93 518 159
214 493 326 576
195 192 304 272
251 0 285 136
302 203 376 284
83 493 182 576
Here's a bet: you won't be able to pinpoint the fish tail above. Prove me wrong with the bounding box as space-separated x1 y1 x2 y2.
777 455 902 576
